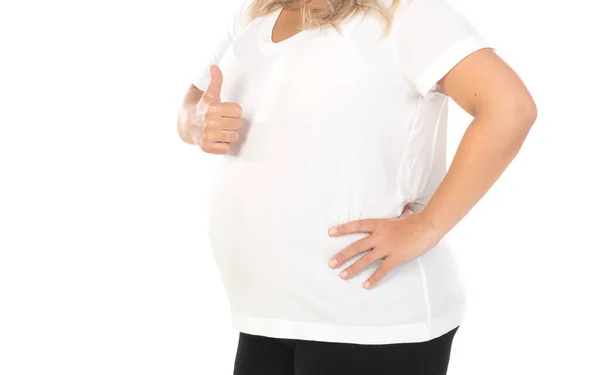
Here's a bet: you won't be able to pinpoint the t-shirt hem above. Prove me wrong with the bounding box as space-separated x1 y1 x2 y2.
230 307 466 345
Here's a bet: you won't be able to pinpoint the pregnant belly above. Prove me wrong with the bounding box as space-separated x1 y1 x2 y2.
206 155 406 311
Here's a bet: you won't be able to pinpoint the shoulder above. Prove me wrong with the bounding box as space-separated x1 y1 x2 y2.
235 0 256 34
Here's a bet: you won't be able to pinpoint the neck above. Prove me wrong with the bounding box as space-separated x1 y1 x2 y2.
288 0 328 11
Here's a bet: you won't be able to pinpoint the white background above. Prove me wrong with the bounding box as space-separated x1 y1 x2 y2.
1 0 598 374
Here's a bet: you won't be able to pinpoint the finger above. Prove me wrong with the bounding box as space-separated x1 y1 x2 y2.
328 235 375 269
219 117 243 130
205 117 243 131
363 258 397 289
202 65 223 104
338 249 385 281
204 128 240 144
219 102 244 118
328 219 381 237
200 141 230 154
204 102 243 121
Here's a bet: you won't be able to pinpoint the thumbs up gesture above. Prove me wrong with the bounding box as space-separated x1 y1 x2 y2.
189 65 244 154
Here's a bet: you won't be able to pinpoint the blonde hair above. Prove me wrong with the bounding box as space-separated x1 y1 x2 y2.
246 0 402 36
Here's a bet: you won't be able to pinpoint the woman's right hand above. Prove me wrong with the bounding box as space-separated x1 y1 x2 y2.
188 65 244 155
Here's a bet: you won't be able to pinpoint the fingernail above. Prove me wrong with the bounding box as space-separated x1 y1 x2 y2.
328 227 337 236
363 281 372 289
340 270 348 279
328 258 338 268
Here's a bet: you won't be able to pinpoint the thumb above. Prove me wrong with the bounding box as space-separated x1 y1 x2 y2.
202 64 223 103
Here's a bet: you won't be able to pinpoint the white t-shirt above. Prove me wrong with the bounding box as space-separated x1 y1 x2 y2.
192 0 493 345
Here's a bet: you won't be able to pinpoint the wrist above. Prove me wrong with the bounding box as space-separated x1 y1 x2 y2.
179 104 197 143
414 210 445 246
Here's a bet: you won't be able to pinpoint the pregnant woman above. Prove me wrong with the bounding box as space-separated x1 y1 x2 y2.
177 0 536 374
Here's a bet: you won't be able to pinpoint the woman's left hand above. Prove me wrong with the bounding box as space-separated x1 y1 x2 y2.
327 205 441 289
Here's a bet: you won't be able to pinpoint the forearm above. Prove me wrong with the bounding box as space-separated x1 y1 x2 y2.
418 105 536 241
177 86 205 145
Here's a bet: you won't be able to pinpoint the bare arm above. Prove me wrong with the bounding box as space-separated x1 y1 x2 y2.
419 47 538 239
326 48 537 290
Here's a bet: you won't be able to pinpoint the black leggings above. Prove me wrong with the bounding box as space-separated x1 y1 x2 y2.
233 326 459 375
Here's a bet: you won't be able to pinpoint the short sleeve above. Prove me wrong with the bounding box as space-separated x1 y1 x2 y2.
191 0 251 91
391 0 493 97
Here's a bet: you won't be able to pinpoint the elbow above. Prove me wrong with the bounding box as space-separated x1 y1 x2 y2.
508 96 537 145
515 95 538 129
499 97 537 149
488 92 537 129
474 94 537 154
509 85 538 125
483 94 538 133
